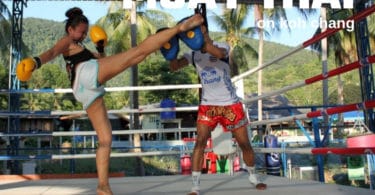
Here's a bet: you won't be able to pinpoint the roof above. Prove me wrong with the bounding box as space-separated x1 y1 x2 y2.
245 94 366 123
246 94 303 120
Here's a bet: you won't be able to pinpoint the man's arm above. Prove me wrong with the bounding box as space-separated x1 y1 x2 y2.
170 57 189 72
204 43 228 59
200 25 228 59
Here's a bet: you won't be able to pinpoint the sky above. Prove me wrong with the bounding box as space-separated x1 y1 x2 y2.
3 1 321 47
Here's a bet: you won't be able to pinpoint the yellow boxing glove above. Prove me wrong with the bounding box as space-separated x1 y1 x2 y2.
89 25 108 53
16 57 40 81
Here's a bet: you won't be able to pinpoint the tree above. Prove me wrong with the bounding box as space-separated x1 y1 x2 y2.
0 1 11 65
96 1 159 177
20 64 76 111
254 4 264 122
252 5 315 123
212 4 258 76
310 8 358 129
95 2 175 105
0 1 11 109
0 64 8 110
138 58 199 105
95 2 163 54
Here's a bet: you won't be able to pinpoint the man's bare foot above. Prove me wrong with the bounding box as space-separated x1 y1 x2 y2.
179 14 204 32
255 183 267 190
249 175 267 190
97 185 113 195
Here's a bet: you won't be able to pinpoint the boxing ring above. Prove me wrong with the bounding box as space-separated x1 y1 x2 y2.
1 2 375 195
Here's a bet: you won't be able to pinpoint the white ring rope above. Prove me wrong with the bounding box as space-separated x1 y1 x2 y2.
250 113 307 126
0 128 197 137
1 146 374 161
0 106 198 117
243 55 375 104
51 150 184 160
3 51 372 117
0 84 201 94
243 81 306 104
53 106 198 115
1 60 364 119
232 45 304 83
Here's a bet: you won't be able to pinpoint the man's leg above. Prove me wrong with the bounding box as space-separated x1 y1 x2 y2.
232 126 267 190
188 123 212 195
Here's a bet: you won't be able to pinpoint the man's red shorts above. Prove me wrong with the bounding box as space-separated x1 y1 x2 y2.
197 102 249 132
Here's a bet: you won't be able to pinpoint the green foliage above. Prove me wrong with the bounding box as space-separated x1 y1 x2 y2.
142 155 179 175
18 64 79 111
22 18 66 67
0 17 364 111
143 10 177 30
0 19 11 66
0 64 8 109
138 58 199 105
329 83 362 104
29 64 70 89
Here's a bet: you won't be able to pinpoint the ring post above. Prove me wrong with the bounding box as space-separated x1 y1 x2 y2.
312 107 325 182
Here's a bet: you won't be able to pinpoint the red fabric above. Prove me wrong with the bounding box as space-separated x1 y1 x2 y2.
197 102 248 132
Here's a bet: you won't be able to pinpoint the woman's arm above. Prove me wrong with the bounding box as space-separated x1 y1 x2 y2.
93 51 106 59
38 36 71 65
16 36 72 81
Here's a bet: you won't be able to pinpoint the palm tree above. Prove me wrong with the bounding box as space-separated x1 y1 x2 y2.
211 4 292 124
212 4 258 77
254 4 264 123
251 5 315 137
95 2 175 108
310 8 358 134
96 2 174 54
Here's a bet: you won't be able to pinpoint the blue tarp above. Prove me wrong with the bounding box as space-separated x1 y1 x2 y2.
331 111 364 122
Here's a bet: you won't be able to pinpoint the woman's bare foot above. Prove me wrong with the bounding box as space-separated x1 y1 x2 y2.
179 14 204 32
97 185 113 195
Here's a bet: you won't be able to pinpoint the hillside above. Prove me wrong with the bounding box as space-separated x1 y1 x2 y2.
22 18 66 66
21 18 320 68
20 18 355 106
22 18 96 68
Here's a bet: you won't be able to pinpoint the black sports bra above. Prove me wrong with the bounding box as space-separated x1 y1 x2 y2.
63 48 96 85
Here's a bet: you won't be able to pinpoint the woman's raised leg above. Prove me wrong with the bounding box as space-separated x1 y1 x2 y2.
97 14 204 84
